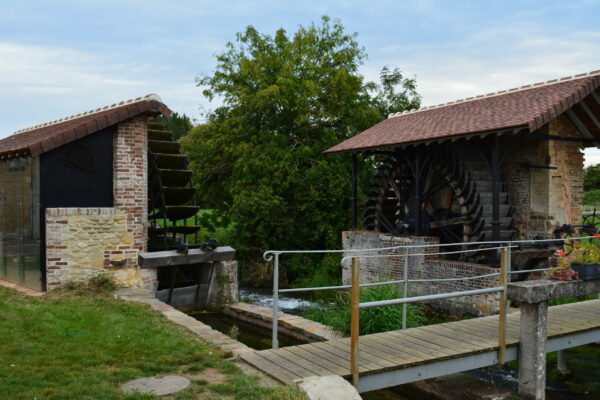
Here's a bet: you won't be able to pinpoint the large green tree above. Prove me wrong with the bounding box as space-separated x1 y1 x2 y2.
156 112 194 140
181 17 420 283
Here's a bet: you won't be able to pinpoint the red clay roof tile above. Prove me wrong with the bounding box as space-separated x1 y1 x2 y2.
325 70 600 154
0 94 171 158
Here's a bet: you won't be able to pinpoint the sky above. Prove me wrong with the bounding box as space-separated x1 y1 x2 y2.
1 0 600 163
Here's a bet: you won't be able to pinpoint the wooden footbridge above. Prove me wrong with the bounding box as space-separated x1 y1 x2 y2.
240 299 600 394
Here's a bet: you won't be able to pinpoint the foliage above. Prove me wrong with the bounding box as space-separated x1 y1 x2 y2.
0 286 304 400
548 294 597 306
584 188 600 206
584 164 600 192
305 284 426 335
550 238 600 280
181 16 420 283
156 112 194 141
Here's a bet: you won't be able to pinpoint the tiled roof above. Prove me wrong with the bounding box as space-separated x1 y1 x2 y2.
325 70 600 154
0 94 172 158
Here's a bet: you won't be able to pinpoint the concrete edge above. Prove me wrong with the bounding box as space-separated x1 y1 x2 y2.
114 288 253 358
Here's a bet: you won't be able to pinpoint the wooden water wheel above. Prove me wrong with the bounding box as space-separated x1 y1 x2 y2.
147 120 200 251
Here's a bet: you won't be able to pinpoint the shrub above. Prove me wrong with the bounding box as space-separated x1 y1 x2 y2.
305 284 426 335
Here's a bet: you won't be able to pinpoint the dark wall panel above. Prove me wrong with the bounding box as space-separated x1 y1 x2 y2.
41 128 114 208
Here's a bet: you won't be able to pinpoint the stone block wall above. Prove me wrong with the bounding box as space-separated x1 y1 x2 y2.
46 208 155 289
502 115 584 239
342 231 500 316
45 116 155 290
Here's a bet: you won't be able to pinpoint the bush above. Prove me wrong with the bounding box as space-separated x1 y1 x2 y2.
305 284 426 335
584 188 600 206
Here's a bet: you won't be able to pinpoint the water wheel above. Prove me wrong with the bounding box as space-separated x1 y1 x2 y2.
364 145 515 259
147 120 200 251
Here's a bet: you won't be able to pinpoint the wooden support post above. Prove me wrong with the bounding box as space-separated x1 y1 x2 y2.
351 153 358 229
350 257 360 389
498 247 508 364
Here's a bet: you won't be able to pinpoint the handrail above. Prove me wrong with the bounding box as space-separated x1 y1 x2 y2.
267 235 598 387
263 235 596 261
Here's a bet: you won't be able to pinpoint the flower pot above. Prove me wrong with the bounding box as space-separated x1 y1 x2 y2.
571 262 600 280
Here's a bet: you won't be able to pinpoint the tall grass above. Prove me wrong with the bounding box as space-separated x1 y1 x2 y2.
305 284 426 335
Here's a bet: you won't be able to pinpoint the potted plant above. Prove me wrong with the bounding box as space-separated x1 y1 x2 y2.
552 237 600 281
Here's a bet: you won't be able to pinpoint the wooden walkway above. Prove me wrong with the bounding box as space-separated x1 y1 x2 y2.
240 300 600 392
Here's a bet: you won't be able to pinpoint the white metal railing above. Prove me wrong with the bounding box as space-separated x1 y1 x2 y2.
263 236 598 389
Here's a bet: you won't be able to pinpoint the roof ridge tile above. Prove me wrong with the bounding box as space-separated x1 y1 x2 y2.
13 94 162 135
387 69 600 119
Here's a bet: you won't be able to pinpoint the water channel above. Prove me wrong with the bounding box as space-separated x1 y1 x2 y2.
189 287 600 399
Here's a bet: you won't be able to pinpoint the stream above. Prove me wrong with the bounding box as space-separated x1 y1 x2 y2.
191 288 600 399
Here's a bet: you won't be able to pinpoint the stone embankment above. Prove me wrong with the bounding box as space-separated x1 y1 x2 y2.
224 302 343 343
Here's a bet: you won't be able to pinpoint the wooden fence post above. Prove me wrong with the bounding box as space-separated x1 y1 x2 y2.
350 257 360 389
498 247 508 364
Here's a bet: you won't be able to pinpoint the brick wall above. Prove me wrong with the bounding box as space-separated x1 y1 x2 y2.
548 115 585 227
45 116 155 290
342 231 500 316
502 115 584 239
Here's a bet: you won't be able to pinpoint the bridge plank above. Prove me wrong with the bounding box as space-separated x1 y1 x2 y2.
309 341 382 371
275 348 338 376
322 339 401 368
241 352 301 384
392 328 470 356
422 324 492 350
259 350 319 379
284 345 352 376
357 337 422 365
366 332 445 359
379 330 457 357
416 326 484 352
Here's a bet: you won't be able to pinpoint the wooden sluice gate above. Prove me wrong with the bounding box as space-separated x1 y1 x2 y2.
138 246 237 309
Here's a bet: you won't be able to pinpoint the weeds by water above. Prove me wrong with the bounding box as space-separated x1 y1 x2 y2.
305 284 426 335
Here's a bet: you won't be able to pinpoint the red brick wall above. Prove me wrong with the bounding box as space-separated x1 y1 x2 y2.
502 115 585 239
114 116 148 254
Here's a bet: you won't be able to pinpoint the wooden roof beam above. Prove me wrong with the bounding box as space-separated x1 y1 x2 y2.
566 109 594 138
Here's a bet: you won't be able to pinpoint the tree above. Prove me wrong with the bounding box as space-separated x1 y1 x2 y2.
181 17 420 283
584 164 600 192
156 112 193 140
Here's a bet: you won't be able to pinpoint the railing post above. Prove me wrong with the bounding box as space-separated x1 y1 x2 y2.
498 247 509 364
402 251 409 330
350 256 360 389
272 253 279 350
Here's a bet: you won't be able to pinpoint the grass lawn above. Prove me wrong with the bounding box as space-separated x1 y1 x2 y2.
0 285 304 400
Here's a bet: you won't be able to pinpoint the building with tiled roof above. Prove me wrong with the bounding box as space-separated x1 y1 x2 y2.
333 70 600 315
0 95 205 293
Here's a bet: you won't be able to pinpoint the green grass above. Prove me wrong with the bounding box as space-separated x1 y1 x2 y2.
548 294 597 306
0 285 305 400
305 284 426 335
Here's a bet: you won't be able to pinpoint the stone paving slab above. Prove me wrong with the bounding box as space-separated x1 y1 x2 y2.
121 375 191 396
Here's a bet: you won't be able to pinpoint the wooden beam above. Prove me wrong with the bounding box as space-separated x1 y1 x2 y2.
592 91 600 106
581 100 600 131
138 246 236 268
566 109 594 138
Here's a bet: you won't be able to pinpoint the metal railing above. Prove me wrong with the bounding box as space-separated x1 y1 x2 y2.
263 236 598 388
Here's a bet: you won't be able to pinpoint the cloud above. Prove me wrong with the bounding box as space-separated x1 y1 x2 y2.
0 42 207 136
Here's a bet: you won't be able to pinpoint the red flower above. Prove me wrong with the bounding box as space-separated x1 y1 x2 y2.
558 251 566 257
594 233 600 238
558 276 564 281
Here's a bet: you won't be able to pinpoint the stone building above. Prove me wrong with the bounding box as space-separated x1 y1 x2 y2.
0 95 170 291
325 70 600 315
